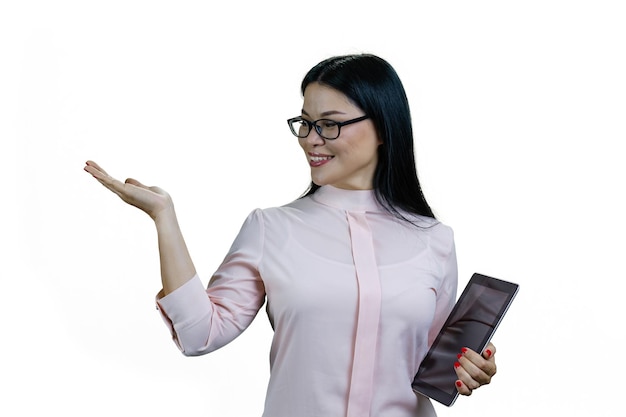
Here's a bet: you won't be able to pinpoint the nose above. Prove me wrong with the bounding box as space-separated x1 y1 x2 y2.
302 128 326 146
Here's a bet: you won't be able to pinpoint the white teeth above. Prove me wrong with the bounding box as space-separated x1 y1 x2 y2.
310 156 333 162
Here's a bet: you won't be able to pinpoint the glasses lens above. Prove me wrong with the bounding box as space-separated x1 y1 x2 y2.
316 120 339 139
289 118 310 138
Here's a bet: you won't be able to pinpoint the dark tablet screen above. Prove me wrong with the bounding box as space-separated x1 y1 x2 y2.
412 273 519 406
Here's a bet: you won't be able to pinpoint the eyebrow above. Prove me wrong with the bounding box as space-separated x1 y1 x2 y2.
301 109 347 118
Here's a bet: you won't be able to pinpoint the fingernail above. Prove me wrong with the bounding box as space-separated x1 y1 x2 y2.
461 348 468 354
485 349 492 358
457 353 462 359
456 380 463 387
454 362 461 368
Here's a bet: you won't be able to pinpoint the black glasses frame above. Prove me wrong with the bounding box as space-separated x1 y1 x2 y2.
287 115 369 140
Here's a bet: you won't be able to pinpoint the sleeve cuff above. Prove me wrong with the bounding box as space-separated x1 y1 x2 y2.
155 275 213 351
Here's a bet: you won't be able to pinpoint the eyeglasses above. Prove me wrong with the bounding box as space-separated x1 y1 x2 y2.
287 115 369 140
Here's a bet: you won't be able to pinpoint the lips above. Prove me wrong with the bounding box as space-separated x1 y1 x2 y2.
308 153 334 167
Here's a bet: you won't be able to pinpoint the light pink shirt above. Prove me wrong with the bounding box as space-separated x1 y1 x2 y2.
156 185 457 417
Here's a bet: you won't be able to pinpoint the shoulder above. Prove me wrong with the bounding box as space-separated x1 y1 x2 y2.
422 219 456 263
254 195 315 219
239 196 312 228
393 211 454 239
391 211 456 256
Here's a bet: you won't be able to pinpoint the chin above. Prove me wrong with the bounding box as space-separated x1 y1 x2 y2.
310 174 331 187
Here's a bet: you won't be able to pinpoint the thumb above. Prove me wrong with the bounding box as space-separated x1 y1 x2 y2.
125 178 148 188
125 178 170 199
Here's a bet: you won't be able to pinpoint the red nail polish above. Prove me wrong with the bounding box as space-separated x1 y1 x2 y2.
457 353 462 359
461 348 468 354
454 362 461 368
456 381 463 387
485 349 492 358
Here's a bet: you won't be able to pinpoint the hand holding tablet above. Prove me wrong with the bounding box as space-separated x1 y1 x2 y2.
412 273 519 406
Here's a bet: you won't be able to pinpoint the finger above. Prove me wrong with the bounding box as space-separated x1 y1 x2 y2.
483 342 496 360
85 164 127 197
454 358 483 391
84 162 118 189
456 348 495 388
83 163 102 178
84 160 109 177
100 177 128 199
454 378 473 396
84 163 148 196
462 347 497 378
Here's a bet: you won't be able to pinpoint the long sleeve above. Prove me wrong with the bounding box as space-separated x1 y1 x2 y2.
156 209 266 356
427 231 458 346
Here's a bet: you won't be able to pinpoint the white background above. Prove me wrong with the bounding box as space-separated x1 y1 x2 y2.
2 1 624 415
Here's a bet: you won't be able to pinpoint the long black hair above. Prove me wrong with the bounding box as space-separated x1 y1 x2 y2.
300 54 436 220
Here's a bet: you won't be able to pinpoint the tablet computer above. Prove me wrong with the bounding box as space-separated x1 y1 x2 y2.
412 273 519 406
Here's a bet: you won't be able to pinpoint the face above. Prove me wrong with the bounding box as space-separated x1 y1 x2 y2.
299 82 381 190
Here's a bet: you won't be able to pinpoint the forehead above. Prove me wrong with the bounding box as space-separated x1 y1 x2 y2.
302 82 359 115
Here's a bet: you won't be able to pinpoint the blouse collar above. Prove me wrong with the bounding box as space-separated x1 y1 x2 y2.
311 185 384 213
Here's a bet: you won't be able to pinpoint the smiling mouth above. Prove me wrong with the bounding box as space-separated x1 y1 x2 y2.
310 155 334 162
308 153 334 167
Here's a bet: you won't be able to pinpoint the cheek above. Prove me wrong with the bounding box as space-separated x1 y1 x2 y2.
345 140 379 162
346 128 381 158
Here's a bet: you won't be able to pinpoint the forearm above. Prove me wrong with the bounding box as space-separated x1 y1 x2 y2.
154 207 197 295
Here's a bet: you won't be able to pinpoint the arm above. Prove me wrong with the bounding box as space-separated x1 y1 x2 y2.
154 208 196 295
427 226 497 396
85 161 266 355
84 160 195 294
156 209 266 355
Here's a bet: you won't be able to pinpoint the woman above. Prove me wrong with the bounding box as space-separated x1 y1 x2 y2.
85 54 497 417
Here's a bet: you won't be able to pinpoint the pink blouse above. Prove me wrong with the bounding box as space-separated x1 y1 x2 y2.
156 185 458 417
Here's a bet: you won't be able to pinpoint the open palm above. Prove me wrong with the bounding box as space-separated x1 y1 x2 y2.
84 160 172 220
